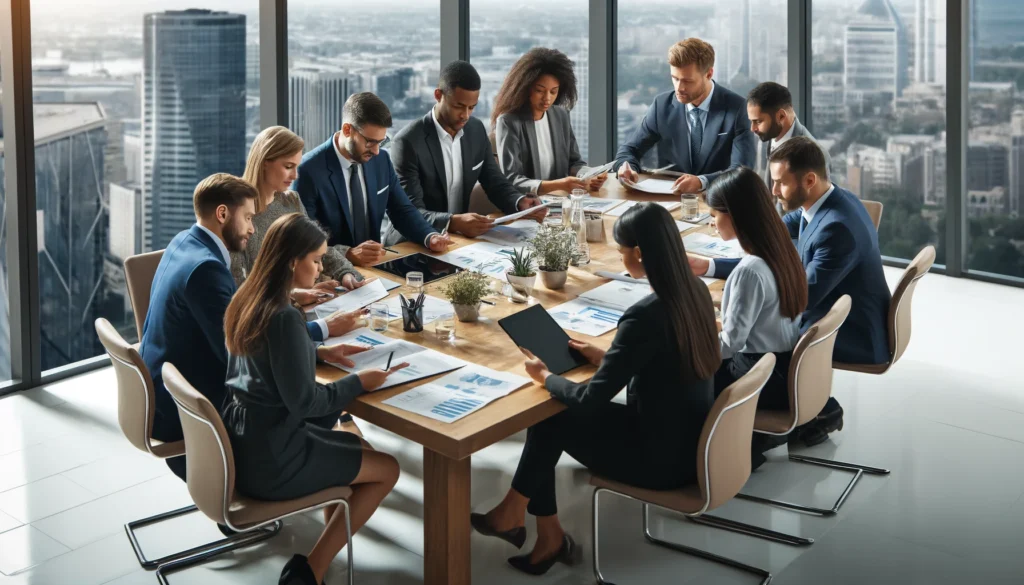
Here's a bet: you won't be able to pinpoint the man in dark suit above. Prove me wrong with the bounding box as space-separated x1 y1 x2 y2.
295 92 451 267
615 38 756 194
139 174 256 480
388 60 547 244
690 137 891 445
746 82 829 191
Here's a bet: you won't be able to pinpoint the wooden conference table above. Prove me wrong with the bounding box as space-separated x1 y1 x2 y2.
315 177 723 585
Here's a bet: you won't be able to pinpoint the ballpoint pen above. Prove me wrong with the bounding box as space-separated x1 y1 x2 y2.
383 247 398 253
385 351 394 370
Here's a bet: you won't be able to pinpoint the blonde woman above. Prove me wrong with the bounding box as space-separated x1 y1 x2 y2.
233 126 365 297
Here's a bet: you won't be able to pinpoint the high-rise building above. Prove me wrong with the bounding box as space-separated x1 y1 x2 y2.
967 142 1009 193
375 67 415 106
1010 110 1024 217
142 9 247 251
0 103 108 370
914 0 946 85
844 0 909 110
572 52 589 161
289 66 359 151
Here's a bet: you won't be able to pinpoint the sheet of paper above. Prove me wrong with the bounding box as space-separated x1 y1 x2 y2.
683 233 745 259
376 276 401 291
477 219 540 246
675 219 700 232
382 365 530 423
325 326 392 348
313 278 388 318
632 178 677 195
576 161 615 180
374 350 465 390
437 242 517 278
578 280 652 312
700 276 717 286
382 294 453 324
604 199 680 217
549 298 624 337
326 335 466 390
492 201 559 225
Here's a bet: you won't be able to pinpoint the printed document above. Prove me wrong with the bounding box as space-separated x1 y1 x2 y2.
578 280 652 312
313 278 388 319
549 298 624 337
604 200 681 217
683 233 745 259
478 220 540 246
324 328 466 390
437 242 518 278
383 365 530 423
492 201 559 225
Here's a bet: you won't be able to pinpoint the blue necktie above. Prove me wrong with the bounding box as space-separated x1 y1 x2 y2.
689 108 704 170
349 165 369 244
799 215 808 239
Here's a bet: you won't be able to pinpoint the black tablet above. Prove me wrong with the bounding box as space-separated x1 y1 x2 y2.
374 253 463 283
498 304 588 375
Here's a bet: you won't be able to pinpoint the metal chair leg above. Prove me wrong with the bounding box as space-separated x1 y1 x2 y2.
735 453 890 517
593 488 773 585
154 521 282 585
686 512 813 546
125 504 208 568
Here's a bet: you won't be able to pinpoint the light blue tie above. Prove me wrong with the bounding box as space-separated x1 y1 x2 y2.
689 108 704 170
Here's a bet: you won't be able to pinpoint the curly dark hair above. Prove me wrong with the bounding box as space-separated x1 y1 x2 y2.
489 47 578 130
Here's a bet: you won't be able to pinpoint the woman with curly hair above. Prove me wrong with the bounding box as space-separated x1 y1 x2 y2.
491 48 607 195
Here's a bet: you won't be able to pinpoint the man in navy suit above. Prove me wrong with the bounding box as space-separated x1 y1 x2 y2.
615 38 756 194
139 174 257 480
295 92 451 267
690 137 891 445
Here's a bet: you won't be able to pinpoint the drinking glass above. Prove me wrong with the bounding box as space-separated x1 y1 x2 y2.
369 303 390 332
434 310 456 343
681 193 700 222
406 271 424 293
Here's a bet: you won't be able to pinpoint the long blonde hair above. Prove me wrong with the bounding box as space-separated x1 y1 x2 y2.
243 126 305 214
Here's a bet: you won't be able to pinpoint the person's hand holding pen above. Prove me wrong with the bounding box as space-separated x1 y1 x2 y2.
427 229 452 253
357 351 409 391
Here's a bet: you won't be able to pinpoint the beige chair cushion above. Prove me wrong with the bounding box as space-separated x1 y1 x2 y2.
228 487 354 530
753 409 795 434
590 476 705 515
785 295 851 428
124 249 164 340
861 200 883 230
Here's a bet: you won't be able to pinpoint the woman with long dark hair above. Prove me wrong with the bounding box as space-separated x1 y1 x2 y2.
222 213 408 585
705 166 807 409
491 47 607 195
471 203 720 575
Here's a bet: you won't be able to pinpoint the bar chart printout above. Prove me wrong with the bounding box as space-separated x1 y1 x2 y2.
383 366 531 423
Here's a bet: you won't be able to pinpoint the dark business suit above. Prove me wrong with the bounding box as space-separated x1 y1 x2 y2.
494 106 586 194
510 295 714 516
614 83 757 186
294 136 436 249
712 186 891 365
387 112 521 245
222 305 365 501
140 226 234 479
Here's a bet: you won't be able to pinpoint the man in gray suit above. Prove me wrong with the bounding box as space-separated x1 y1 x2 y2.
615 38 757 194
388 61 546 243
746 82 827 191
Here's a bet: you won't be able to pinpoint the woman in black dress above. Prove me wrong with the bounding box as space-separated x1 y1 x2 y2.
222 213 408 585
471 203 721 575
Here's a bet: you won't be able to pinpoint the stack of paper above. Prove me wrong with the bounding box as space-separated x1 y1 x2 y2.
324 327 466 390
382 365 530 423
313 278 389 319
576 161 615 180
683 233 744 259
577 280 652 312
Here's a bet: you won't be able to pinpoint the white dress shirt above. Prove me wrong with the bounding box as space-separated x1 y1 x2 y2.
770 121 796 151
430 107 465 214
718 255 800 359
535 112 555 180
685 81 715 191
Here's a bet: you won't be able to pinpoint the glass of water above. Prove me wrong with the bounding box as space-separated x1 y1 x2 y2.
369 303 390 332
434 310 456 343
681 193 700 222
406 271 424 293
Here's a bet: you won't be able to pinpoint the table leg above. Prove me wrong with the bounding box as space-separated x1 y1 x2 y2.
423 447 471 585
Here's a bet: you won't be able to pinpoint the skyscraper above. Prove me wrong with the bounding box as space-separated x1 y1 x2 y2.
142 9 247 251
914 0 945 85
289 66 359 151
572 52 590 161
844 0 909 110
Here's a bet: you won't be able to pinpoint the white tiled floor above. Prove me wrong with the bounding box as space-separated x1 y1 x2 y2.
1 267 1023 584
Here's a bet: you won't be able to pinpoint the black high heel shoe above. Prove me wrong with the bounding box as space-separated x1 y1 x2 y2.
279 554 322 585
507 534 578 576
470 513 527 549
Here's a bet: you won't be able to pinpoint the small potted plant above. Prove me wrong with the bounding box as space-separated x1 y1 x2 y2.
529 224 579 290
440 271 491 322
505 248 537 298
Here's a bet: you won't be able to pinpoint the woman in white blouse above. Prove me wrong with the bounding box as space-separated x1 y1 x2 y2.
706 167 807 411
491 48 607 195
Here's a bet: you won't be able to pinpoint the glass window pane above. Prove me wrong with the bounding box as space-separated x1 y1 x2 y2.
617 0 788 166
470 0 589 160
288 2 440 147
0 63 9 382
811 0 943 264
30 2 259 372
967 0 1024 278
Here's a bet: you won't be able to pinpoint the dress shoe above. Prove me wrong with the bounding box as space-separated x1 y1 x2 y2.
279 554 319 585
791 397 844 447
507 534 577 576
470 513 526 549
217 523 238 538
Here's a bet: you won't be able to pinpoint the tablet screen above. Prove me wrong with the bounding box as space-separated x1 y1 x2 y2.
498 304 587 375
374 253 463 283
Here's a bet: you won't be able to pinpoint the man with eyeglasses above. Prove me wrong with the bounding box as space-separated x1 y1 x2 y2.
295 92 451 266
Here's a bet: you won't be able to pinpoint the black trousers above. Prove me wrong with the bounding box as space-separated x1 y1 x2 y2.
510 403 693 517
714 351 793 411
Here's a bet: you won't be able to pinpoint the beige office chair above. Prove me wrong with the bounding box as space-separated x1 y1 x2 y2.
124 249 164 339
834 245 935 374
591 354 775 585
157 363 355 585
861 200 883 230
94 318 224 569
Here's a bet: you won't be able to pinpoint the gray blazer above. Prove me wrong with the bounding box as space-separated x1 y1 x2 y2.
756 120 831 186
495 106 586 194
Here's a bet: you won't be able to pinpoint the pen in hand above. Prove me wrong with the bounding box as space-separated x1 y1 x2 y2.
385 351 395 370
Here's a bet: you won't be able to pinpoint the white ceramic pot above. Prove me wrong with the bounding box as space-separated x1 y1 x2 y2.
506 270 537 295
453 303 482 322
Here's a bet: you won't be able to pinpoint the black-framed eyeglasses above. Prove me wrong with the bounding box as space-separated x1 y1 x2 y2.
353 127 391 149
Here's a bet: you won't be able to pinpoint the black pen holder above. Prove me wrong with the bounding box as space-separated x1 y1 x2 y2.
401 305 424 333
